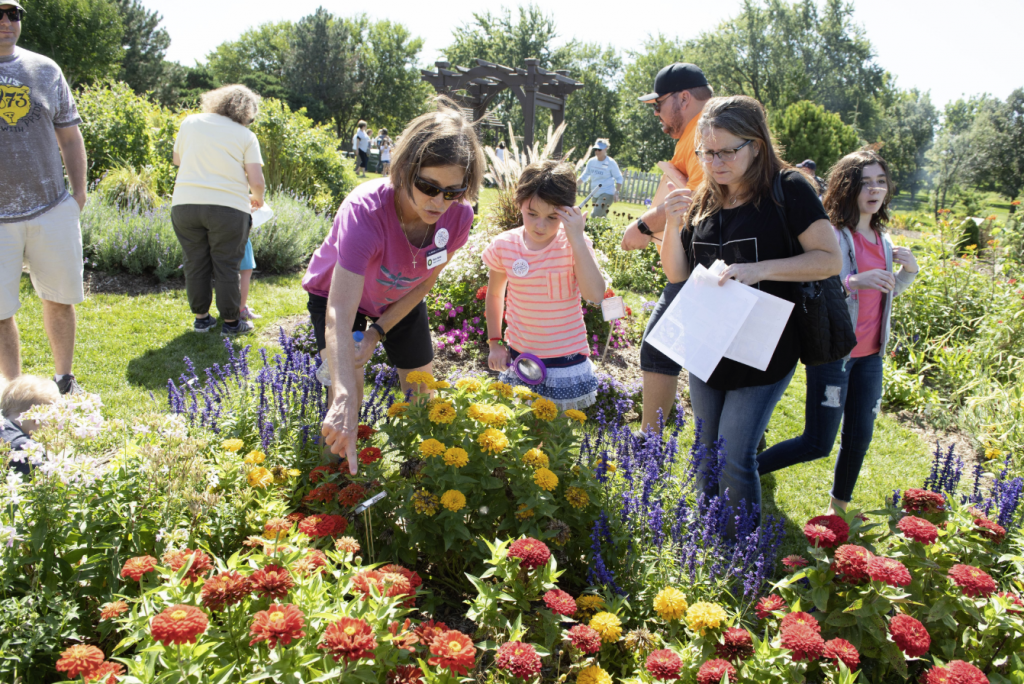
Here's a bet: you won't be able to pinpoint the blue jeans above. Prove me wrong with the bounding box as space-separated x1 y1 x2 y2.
756 355 884 502
689 365 796 528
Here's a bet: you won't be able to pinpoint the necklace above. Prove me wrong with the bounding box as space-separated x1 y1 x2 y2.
395 194 431 268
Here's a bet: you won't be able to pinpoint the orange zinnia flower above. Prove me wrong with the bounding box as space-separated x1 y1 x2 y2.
249 603 306 648
55 645 105 679
318 617 377 662
150 604 209 646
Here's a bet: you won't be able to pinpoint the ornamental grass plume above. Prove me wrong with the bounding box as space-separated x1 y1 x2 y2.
696 659 737 684
508 537 551 569
100 600 129 620
715 627 754 662
543 589 577 616
590 611 623 642
419 438 446 457
921 660 989 684
319 617 377 662
249 603 306 648
567 624 602 653
443 447 468 467
440 489 467 512
120 555 157 581
533 467 558 491
948 563 997 598
831 544 873 583
250 564 295 599
477 428 509 454
201 571 252 611
686 601 728 635
429 630 476 676
495 641 542 680
151 604 209 646
867 556 912 587
55 644 105 679
780 622 825 661
162 548 213 583
803 514 849 548
531 397 558 421
755 594 786 619
646 649 683 681
576 665 613 684
889 613 930 657
653 586 688 621
898 515 939 544
823 637 860 670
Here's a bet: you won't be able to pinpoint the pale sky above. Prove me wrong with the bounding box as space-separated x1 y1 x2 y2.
155 0 1022 109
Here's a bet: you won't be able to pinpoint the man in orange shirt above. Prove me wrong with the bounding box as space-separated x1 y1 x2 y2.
623 63 715 435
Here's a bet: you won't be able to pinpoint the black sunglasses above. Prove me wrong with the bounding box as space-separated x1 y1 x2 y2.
0 7 23 21
413 176 467 201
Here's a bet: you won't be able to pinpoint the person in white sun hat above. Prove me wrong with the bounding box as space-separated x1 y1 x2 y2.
577 138 623 218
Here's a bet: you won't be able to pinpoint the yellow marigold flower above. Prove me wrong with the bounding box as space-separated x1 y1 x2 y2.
577 665 613 684
222 439 244 452
405 371 435 386
984 446 1001 460
270 465 289 484
522 448 549 468
455 377 483 393
534 467 559 491
247 466 273 489
513 386 539 401
387 402 409 418
440 490 466 512
428 402 457 424
564 409 588 424
531 398 558 421
443 447 469 468
686 601 727 635
419 439 446 457
653 587 688 622
566 486 589 509
429 380 451 390
489 381 513 399
412 489 440 515
287 468 301 477
477 428 509 454
467 403 511 427
577 595 605 614
589 611 622 643
515 503 534 520
243 450 266 464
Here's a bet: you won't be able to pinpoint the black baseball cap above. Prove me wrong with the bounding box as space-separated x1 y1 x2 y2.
638 63 709 102
796 159 817 172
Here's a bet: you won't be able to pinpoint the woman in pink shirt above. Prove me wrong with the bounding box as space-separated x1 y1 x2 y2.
757 151 919 513
482 161 606 409
306 98 484 473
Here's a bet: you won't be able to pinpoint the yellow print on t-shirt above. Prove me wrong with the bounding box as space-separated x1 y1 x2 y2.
0 84 31 125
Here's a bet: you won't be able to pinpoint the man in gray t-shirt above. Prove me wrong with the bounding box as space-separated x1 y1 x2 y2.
0 1 89 395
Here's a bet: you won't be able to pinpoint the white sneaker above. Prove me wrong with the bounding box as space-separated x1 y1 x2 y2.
240 307 262 320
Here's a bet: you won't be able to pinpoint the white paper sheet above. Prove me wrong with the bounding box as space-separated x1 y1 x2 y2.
251 202 275 229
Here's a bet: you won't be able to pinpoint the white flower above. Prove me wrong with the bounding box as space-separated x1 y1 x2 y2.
133 424 151 435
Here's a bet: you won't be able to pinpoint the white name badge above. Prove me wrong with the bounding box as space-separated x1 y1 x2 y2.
511 258 530 277
426 249 448 269
434 227 450 249
601 296 626 321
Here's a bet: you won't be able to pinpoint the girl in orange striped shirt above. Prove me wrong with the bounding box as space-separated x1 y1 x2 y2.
482 161 606 408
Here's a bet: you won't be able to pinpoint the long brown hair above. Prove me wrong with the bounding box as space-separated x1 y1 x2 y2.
687 96 789 227
823 150 894 232
389 96 485 203
515 160 577 210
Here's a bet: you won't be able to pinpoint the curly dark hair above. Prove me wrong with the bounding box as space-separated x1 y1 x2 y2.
823 150 894 232
515 160 577 210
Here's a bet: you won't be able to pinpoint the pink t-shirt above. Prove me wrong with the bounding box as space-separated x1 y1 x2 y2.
482 227 595 358
301 179 474 317
850 230 886 358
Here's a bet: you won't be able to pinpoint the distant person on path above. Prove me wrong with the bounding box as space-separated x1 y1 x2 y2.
495 141 506 162
577 138 623 218
796 159 826 195
758 150 918 514
171 84 266 336
623 63 714 433
353 121 371 177
0 0 88 394
378 129 392 175
305 98 484 474
1 374 58 475
238 239 260 321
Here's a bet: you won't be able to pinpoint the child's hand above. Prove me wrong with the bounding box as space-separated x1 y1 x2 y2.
892 245 919 273
488 342 511 372
556 205 587 241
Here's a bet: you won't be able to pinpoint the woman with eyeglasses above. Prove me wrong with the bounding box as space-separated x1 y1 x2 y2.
304 97 484 474
658 95 842 530
757 150 918 514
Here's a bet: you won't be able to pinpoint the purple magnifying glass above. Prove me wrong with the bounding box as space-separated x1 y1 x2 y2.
511 353 547 385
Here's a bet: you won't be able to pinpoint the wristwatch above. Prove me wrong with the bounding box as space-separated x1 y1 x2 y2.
369 322 387 342
636 218 653 236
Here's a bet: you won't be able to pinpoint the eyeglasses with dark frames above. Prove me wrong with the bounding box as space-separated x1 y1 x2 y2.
695 139 753 164
0 7 23 21
650 92 676 114
413 175 467 201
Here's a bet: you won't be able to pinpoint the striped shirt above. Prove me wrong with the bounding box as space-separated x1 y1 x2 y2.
482 227 594 358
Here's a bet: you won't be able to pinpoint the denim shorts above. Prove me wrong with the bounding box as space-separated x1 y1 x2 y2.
639 280 685 376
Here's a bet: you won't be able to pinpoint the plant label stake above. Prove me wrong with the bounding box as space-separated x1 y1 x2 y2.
600 296 626 362
355 492 386 562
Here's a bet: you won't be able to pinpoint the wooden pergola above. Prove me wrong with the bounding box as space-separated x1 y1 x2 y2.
421 58 584 155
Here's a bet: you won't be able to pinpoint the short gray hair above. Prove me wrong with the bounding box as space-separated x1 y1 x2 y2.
200 85 261 126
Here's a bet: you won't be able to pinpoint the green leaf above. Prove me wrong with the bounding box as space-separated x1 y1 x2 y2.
825 608 858 628
811 587 830 612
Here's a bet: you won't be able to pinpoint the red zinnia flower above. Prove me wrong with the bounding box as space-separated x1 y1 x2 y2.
543 589 577 616
351 570 413 601
201 571 252 611
823 638 860 670
304 482 340 503
338 483 366 507
151 604 209 646
696 658 737 684
868 556 912 587
308 465 334 484
380 564 423 590
298 514 348 537
476 286 488 300
832 544 873 583
120 555 157 581
429 630 476 676
413 619 449 647
55 645 105 679
387 665 425 684
319 616 377 662
162 548 214 583
902 488 945 514
890 613 930 657
357 424 377 440
974 517 1006 543
389 618 418 652
646 648 683 681
898 515 939 544
922 660 989 684
250 564 295 599
780 611 820 634
495 641 542 679
359 446 382 464
293 549 329 576
85 661 125 684
249 603 306 649
949 564 997 598
604 288 615 298
755 594 786 619
100 600 129 620
567 624 602 654
780 623 825 661
998 591 1024 612
507 537 551 570
803 515 849 548
782 555 809 571
286 511 306 522
715 627 754 662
